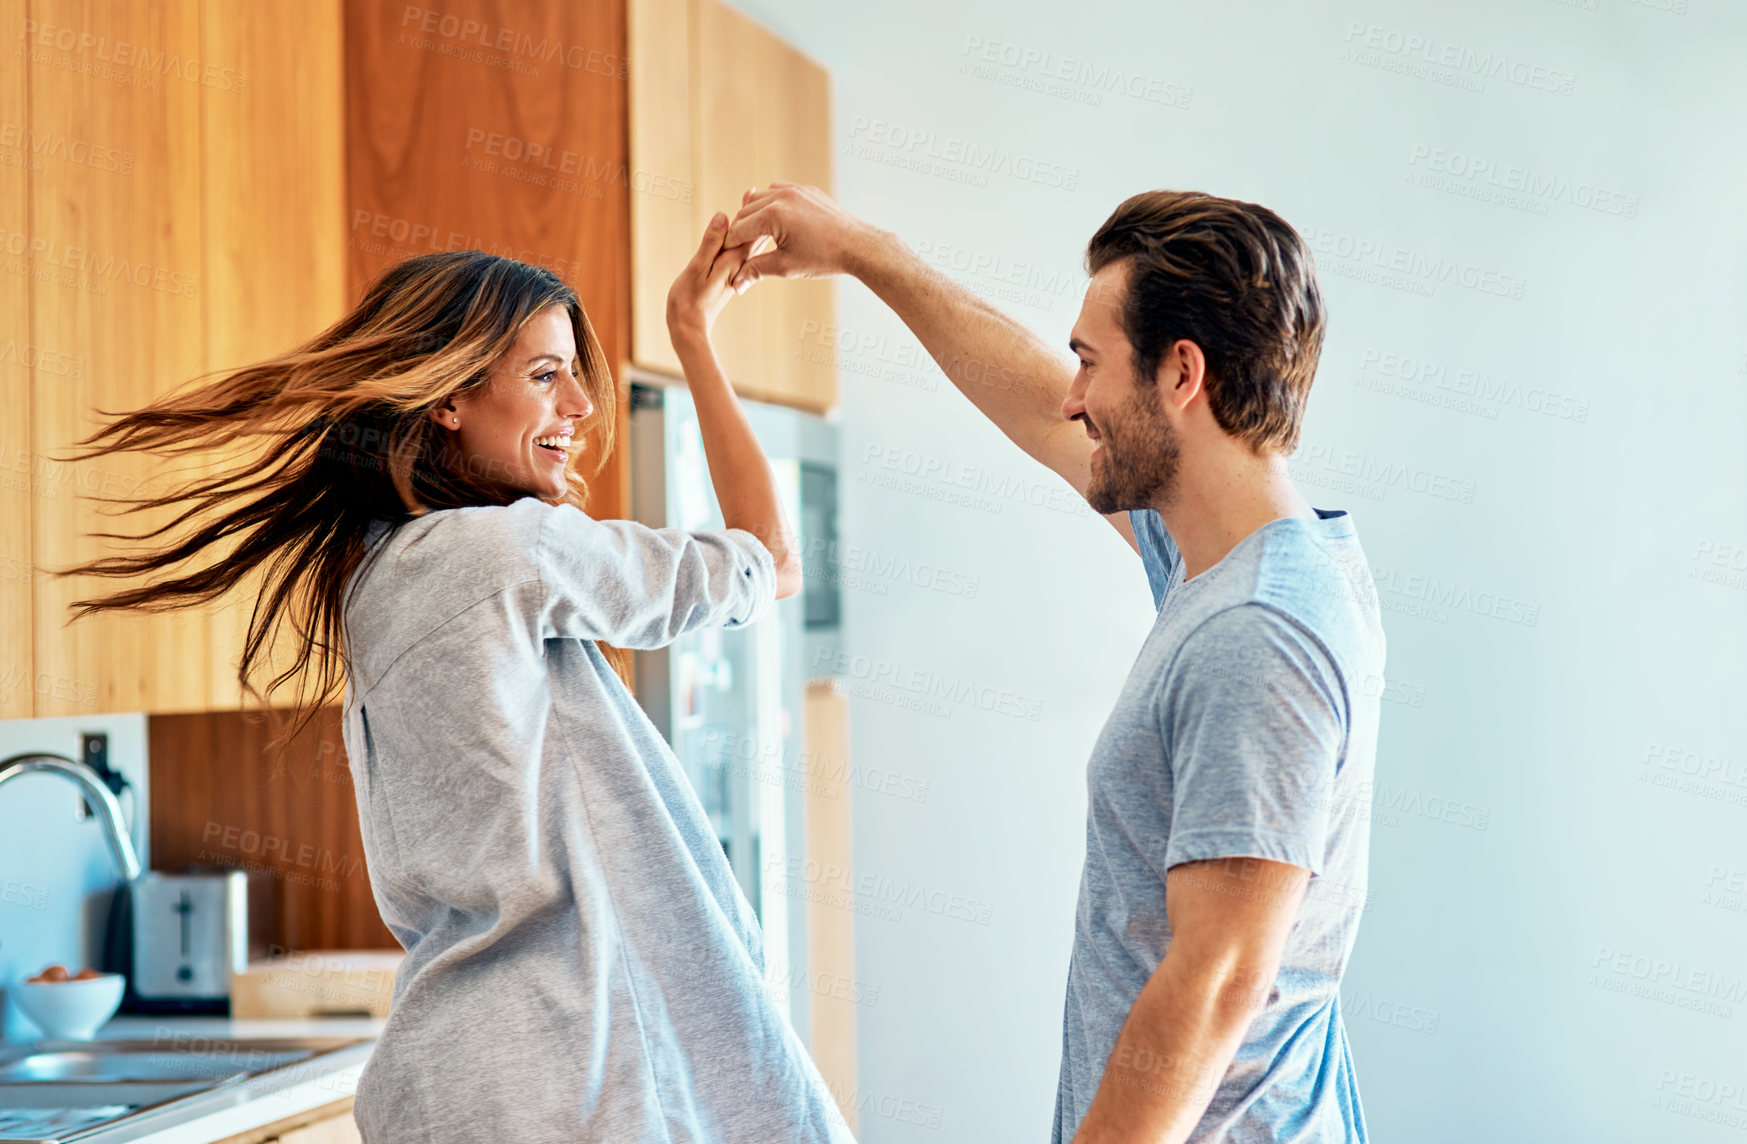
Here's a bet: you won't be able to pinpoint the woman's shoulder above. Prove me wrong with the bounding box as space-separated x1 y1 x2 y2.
383 498 553 558
345 500 562 687
351 499 558 607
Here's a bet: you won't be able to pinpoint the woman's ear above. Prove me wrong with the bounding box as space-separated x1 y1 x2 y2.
427 399 460 431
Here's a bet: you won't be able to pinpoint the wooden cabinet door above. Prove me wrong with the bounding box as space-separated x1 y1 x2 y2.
627 0 694 383
276 1110 363 1144
344 0 633 526
198 0 348 710
25 0 211 717
14 0 344 715
629 0 837 413
0 0 33 720
215 1101 362 1144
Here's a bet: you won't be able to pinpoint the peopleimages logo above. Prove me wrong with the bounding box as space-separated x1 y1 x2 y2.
1356 348 1590 423
913 239 1081 311
1643 743 1747 788
462 128 691 201
802 535 981 600
812 647 1044 723
1343 992 1441 1036
1589 946 1747 1018
858 443 1094 520
18 18 249 92
398 5 626 77
766 853 996 927
1340 22 1576 96
1370 566 1541 627
0 227 199 298
845 117 1079 190
958 35 1193 110
701 728 933 805
1292 444 1477 504
1303 227 1526 300
1405 144 1639 219
0 121 133 176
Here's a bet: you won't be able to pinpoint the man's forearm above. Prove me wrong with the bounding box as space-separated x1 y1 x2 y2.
1071 956 1263 1143
845 230 1075 462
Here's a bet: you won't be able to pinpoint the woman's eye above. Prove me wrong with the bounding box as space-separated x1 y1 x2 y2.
535 371 556 384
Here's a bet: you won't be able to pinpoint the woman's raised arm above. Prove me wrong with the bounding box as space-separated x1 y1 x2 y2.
664 211 803 599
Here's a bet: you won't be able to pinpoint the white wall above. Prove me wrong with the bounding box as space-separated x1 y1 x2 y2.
0 712 150 1041
735 1 1747 1140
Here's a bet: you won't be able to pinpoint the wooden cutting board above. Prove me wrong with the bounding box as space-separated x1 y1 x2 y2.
229 950 402 1019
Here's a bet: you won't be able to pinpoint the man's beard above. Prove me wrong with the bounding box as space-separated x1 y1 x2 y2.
1085 389 1180 515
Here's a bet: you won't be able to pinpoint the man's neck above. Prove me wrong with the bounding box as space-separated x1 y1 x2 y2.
1153 450 1316 581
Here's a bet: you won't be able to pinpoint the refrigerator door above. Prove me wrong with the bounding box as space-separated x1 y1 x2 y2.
628 378 839 1033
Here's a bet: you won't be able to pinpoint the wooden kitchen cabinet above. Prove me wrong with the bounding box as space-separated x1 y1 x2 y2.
199 0 350 711
272 1109 363 1144
8 0 346 717
211 1098 360 1144
21 0 208 719
8 0 835 714
629 0 837 412
343 0 633 533
803 680 858 1132
0 0 33 720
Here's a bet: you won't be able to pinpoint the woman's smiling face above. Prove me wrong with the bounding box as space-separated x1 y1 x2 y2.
433 304 594 501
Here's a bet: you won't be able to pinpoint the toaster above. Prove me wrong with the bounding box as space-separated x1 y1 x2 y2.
128 870 251 1013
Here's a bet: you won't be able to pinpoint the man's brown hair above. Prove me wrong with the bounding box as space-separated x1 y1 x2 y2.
1085 190 1326 454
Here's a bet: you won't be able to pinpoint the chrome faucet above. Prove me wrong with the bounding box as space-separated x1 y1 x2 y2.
0 753 142 881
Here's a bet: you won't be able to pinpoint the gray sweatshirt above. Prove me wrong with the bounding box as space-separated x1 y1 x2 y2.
339 497 852 1143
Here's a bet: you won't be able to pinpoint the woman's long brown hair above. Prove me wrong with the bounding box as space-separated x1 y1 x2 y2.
55 251 618 756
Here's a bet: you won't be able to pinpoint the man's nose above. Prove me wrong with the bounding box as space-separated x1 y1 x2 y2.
1060 378 1087 422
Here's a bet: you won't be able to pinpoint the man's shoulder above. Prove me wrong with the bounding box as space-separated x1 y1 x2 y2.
1162 516 1381 685
1244 520 1384 681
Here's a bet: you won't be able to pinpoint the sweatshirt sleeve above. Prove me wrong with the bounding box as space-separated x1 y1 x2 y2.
533 501 777 649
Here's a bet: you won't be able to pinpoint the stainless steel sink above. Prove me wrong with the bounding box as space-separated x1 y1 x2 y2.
0 1049 297 1084
0 1079 213 1107
0 1037 367 1143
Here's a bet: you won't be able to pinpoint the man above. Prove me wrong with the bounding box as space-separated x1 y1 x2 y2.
725 184 1383 1144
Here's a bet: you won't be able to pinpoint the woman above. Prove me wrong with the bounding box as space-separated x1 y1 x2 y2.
61 214 855 1142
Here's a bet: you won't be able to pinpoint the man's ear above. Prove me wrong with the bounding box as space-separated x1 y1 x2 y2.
1158 338 1207 412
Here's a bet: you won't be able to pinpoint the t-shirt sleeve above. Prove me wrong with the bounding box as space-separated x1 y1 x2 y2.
534 502 777 649
1159 603 1349 875
1129 508 1183 610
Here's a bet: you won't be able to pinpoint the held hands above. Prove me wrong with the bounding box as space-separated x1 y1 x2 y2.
666 211 751 352
666 184 875 353
723 182 877 291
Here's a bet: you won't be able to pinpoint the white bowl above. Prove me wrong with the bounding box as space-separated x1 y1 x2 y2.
13 974 126 1040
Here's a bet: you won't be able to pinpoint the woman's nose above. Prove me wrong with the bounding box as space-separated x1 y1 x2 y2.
562 374 593 420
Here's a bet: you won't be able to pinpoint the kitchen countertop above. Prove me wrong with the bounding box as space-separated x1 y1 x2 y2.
5 1014 383 1144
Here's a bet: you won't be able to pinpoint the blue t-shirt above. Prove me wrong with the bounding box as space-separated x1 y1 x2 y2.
1052 507 1385 1144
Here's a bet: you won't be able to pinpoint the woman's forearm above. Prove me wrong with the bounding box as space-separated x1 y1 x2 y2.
670 328 803 598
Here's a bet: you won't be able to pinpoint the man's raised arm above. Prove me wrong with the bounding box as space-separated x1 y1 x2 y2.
725 183 1135 549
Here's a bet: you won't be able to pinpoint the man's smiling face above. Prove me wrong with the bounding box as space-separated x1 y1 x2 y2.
1063 260 1182 515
